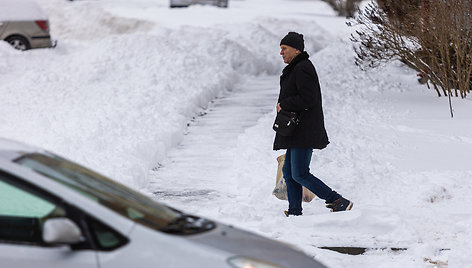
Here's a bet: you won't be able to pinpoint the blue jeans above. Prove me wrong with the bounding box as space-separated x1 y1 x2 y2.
282 148 340 215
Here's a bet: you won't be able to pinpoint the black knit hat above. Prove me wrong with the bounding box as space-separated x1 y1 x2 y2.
280 32 304 52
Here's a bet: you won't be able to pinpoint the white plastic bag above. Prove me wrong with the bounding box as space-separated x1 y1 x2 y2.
272 154 316 202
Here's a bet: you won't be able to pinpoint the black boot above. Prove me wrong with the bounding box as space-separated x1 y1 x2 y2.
284 210 302 217
326 197 353 212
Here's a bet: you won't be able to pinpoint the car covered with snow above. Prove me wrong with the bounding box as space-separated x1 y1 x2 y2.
0 0 55 50
0 138 326 268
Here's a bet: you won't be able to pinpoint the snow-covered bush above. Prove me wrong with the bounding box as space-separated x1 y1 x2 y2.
321 0 362 17
349 0 472 104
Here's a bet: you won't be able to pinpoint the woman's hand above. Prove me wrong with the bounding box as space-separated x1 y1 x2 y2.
276 103 282 112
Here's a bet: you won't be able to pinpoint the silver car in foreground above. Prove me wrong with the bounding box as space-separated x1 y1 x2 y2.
0 0 55 50
0 138 326 268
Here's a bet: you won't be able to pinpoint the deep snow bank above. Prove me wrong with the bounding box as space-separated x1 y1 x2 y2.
0 0 331 188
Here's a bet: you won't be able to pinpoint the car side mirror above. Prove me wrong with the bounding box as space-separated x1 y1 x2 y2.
43 218 84 245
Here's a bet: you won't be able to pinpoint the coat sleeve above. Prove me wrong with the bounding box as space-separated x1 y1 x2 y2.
279 64 320 112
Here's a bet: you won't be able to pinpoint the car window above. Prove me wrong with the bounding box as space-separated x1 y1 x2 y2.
0 179 55 217
0 177 62 245
88 218 128 250
15 153 182 232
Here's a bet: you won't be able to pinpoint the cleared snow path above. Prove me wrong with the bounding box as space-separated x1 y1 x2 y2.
148 75 278 205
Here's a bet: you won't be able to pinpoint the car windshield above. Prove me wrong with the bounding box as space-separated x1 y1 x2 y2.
14 153 183 232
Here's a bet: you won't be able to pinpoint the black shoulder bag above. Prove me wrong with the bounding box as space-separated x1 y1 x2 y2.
272 110 300 137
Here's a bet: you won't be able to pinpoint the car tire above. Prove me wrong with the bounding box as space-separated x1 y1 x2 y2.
5 35 31 51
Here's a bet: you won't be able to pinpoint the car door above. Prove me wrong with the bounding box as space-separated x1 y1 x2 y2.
0 172 99 268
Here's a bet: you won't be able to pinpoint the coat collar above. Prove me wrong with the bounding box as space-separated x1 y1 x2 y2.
281 51 309 78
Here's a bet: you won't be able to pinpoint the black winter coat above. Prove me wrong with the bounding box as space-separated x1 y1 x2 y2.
273 52 329 150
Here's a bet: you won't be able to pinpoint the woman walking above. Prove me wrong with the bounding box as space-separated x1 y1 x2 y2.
274 32 353 216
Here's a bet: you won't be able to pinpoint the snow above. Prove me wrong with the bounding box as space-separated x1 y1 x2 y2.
1 0 472 267
0 136 39 152
0 0 48 21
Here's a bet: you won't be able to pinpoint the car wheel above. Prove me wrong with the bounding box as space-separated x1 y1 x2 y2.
5 35 31 51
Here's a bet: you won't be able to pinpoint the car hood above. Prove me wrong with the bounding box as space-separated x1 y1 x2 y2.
187 222 327 268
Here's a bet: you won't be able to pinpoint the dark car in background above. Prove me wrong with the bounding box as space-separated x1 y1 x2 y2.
0 0 55 50
170 0 228 8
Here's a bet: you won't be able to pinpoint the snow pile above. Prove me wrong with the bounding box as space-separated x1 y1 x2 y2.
36 0 154 41
0 0 330 187
0 0 48 21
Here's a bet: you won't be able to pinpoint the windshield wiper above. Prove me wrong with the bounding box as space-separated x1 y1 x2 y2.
163 214 216 235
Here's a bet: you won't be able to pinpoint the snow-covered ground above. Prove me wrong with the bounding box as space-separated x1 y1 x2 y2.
1 0 472 267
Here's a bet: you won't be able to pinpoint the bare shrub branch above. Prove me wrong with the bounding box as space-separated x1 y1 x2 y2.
322 0 363 18
349 0 472 104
